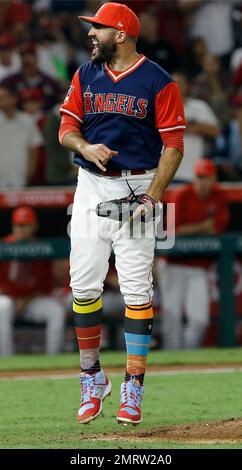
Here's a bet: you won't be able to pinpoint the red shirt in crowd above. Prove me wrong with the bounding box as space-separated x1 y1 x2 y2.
0 234 53 298
0 1 32 29
165 183 229 268
175 184 229 232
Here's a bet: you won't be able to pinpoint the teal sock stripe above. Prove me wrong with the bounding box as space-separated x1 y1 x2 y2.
125 332 151 356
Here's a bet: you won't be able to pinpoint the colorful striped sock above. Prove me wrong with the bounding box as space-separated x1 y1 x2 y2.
73 297 103 374
124 303 153 385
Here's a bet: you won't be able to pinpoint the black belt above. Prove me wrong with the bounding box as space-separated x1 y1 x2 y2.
84 168 151 177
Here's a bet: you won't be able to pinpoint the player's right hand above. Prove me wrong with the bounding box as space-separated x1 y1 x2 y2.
79 143 119 172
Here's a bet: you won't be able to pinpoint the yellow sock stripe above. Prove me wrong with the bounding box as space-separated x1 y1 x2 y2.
73 297 102 314
77 334 101 340
127 341 150 347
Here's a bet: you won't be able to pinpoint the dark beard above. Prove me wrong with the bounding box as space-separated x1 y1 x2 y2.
92 41 117 65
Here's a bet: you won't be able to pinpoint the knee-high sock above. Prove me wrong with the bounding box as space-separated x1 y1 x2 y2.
124 303 153 385
73 297 103 374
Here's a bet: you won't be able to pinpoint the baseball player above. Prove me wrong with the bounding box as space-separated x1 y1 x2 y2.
59 2 186 425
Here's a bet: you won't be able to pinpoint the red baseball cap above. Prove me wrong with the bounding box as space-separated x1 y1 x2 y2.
12 206 37 225
79 2 141 38
194 159 217 177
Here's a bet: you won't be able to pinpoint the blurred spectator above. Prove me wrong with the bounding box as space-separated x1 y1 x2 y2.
233 60 242 96
211 94 242 181
0 33 21 81
173 71 220 182
67 1 100 68
230 48 242 75
0 0 32 33
51 0 87 13
19 86 45 124
0 206 66 355
183 36 208 79
1 42 61 110
137 10 178 73
191 53 231 127
178 0 235 65
231 55 242 125
0 84 42 188
0 0 32 46
124 2 186 55
19 87 47 185
44 84 77 185
32 12 69 80
156 159 229 349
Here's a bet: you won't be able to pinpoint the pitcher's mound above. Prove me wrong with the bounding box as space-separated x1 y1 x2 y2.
85 418 242 444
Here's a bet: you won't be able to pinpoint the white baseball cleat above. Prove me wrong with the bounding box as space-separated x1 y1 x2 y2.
116 377 144 425
77 369 112 424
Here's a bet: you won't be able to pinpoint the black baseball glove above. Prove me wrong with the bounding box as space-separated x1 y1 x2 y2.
96 190 157 223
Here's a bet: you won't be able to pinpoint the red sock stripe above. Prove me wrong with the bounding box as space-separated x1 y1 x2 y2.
75 325 102 350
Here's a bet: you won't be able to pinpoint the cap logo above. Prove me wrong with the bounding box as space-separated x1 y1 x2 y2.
117 21 123 27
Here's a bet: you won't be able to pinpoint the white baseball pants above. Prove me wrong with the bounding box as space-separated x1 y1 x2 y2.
156 260 210 349
0 295 66 355
70 167 157 305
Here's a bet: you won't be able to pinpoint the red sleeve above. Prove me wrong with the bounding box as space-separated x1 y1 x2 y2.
59 114 81 144
155 82 186 133
214 190 230 233
60 69 84 124
161 129 184 154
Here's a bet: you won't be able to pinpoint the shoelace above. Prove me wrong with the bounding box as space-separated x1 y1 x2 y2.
80 375 95 403
111 181 142 206
121 379 142 408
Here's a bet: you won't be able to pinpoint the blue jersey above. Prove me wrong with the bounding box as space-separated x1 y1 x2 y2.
60 55 186 171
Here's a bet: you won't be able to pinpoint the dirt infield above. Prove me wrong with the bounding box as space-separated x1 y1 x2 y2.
1 364 242 444
84 418 242 444
1 363 242 379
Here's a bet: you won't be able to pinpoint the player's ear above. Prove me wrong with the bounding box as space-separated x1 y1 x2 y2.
115 30 127 44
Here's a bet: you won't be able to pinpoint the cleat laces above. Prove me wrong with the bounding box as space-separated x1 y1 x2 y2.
80 374 96 403
121 377 143 408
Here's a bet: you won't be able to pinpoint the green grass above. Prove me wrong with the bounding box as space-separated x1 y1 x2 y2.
0 348 242 372
1 350 242 450
1 372 242 449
